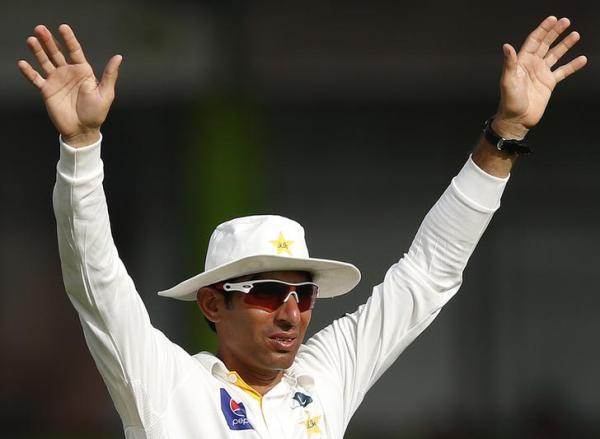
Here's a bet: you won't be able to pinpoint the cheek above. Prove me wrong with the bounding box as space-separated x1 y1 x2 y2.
225 306 274 340
299 311 312 335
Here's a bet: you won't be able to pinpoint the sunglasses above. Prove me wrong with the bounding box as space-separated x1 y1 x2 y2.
213 279 319 312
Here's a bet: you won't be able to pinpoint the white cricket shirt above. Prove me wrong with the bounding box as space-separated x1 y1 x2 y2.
53 137 508 438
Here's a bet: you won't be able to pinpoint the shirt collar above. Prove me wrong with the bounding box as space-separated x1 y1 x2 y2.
193 351 229 378
285 363 315 390
193 351 315 391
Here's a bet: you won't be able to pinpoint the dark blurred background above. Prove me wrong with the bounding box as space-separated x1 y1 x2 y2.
1 0 599 437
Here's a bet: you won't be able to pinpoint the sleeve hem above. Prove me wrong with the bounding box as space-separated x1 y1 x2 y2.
57 134 103 180
451 154 509 212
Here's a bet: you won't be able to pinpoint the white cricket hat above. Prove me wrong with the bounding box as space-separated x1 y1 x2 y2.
158 215 361 301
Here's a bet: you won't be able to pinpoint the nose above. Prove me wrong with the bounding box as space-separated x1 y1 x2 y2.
273 290 301 329
283 291 300 305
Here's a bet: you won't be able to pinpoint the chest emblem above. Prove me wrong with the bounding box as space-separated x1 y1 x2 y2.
292 391 313 408
220 388 254 431
299 410 321 438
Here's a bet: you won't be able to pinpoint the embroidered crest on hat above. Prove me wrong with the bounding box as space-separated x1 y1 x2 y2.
269 231 294 255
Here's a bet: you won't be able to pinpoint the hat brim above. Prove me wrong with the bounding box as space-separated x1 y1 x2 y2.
157 254 361 301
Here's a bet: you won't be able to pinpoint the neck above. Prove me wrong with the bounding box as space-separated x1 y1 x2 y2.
216 349 285 396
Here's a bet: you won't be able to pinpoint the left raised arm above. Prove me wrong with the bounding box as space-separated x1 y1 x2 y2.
474 16 587 177
297 16 587 435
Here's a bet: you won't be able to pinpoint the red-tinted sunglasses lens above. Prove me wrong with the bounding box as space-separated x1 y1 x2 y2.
243 282 318 312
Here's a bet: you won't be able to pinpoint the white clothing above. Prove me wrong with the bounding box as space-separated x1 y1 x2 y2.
53 137 508 438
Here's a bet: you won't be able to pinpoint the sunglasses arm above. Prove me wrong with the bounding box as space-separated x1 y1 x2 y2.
221 281 254 294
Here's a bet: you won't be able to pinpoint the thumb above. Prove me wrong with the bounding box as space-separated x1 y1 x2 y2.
99 54 123 99
501 43 518 75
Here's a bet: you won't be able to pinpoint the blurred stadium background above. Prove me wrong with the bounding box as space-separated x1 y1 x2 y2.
1 0 599 437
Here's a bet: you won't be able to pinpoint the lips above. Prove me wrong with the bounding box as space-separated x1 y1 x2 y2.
268 333 298 351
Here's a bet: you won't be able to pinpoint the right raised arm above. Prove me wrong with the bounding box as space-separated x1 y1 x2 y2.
17 24 122 147
19 26 191 431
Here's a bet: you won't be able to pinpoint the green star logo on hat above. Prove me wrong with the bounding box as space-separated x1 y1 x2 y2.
269 232 294 255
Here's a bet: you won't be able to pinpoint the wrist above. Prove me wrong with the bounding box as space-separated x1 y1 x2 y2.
62 129 101 148
483 118 532 156
473 135 516 178
491 117 529 140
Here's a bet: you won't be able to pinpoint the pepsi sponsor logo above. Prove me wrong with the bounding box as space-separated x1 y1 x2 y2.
220 388 254 431
229 398 244 417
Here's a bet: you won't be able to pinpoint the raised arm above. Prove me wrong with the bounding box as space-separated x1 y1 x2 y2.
296 16 587 435
19 26 190 431
18 24 122 147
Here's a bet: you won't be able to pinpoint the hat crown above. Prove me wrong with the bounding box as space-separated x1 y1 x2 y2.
205 215 309 271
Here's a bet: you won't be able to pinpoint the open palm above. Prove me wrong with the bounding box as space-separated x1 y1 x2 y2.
495 16 587 138
18 24 122 145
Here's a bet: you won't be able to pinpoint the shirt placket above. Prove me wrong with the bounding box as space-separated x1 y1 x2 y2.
261 382 294 438
223 373 273 438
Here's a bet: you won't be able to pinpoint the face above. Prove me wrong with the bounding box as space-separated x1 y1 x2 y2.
209 271 313 379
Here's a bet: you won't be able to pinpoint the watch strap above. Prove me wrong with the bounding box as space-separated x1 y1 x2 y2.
483 118 532 155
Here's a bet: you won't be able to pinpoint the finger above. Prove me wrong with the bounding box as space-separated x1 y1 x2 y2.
99 55 123 99
26 36 56 74
520 16 558 55
535 17 571 58
58 23 87 64
553 55 588 83
501 43 518 75
545 31 581 68
17 60 45 89
34 24 67 66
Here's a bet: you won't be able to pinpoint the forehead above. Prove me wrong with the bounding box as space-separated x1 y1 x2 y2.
233 270 313 283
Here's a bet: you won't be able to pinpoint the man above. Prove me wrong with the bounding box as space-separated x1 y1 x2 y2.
18 17 586 438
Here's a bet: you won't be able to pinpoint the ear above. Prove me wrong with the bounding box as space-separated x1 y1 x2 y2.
196 287 223 325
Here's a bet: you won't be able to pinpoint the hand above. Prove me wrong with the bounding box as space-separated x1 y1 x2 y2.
493 16 587 140
17 24 123 147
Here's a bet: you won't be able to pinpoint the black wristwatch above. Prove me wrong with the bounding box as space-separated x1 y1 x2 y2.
483 118 532 155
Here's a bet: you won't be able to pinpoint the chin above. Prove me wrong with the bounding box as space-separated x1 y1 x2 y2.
268 351 297 370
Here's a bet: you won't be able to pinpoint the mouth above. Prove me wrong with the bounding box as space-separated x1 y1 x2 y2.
268 334 298 352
